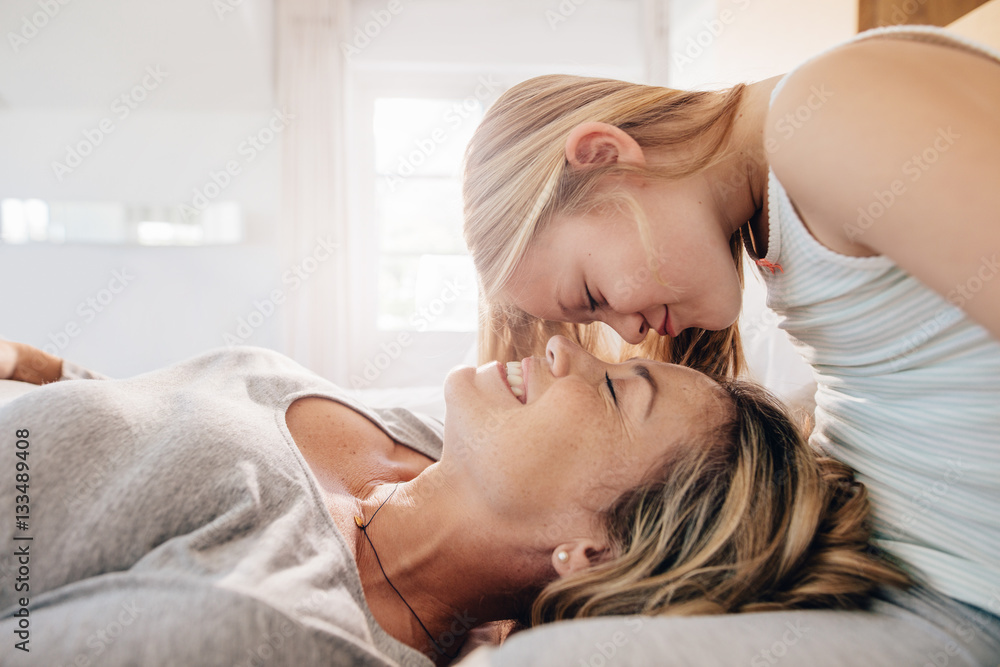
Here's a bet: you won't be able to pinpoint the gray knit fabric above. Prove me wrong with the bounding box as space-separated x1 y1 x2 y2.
0 346 443 666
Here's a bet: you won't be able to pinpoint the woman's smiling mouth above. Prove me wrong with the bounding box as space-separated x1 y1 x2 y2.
498 360 527 404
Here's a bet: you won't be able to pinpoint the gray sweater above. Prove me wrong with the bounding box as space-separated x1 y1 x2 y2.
0 346 444 666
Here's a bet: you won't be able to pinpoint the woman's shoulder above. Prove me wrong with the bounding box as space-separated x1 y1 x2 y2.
764 28 1000 256
142 344 324 388
766 27 1000 179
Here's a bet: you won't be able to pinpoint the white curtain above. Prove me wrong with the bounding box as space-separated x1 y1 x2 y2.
642 0 671 85
275 0 352 384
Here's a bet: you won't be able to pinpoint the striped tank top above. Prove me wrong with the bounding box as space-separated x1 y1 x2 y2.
756 25 1000 615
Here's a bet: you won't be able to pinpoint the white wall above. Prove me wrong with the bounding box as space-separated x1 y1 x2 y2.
0 0 284 374
350 0 644 77
669 0 858 89
0 243 285 375
0 0 278 217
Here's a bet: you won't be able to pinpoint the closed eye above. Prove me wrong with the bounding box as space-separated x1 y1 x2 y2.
585 286 600 313
605 372 618 405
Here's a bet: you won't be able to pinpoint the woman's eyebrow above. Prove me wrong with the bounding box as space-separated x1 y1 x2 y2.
633 363 658 419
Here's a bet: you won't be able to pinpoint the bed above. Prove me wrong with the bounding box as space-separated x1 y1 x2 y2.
5 4 998 663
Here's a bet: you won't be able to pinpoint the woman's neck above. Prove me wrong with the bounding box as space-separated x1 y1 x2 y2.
708 75 782 245
350 469 531 665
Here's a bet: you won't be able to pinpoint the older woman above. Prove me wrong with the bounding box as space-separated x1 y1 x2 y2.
1 337 912 666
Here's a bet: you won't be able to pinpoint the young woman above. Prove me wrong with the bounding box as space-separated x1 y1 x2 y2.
462 25 1000 663
0 337 912 666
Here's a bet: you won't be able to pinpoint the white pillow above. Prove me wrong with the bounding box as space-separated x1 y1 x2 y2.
0 379 39 406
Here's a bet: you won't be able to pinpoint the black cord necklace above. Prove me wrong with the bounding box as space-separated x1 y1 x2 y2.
354 484 456 661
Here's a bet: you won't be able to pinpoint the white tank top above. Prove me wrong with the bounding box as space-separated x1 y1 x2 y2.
756 25 1000 615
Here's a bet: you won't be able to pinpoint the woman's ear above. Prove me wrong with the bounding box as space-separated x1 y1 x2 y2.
564 122 646 170
551 539 610 577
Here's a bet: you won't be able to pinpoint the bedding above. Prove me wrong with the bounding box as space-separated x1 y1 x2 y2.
0 379 36 405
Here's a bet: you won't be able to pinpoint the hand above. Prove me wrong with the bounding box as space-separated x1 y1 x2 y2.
0 341 63 385
0 340 17 380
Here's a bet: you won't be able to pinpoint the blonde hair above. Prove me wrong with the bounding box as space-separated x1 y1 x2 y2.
531 379 911 624
464 74 748 376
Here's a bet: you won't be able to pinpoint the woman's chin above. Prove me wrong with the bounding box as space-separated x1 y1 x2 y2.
442 364 475 408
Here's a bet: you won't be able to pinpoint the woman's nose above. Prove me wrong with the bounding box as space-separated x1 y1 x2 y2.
546 335 602 378
603 311 650 345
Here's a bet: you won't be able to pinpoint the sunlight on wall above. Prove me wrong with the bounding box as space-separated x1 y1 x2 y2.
669 0 858 89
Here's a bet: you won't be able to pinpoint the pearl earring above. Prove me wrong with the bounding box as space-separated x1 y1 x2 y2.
557 550 569 563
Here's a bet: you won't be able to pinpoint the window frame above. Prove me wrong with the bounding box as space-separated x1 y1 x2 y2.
345 69 503 388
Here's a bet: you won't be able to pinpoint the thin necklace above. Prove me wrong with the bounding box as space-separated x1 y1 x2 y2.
354 484 455 660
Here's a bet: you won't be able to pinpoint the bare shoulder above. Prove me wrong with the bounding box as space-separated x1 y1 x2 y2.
285 397 434 496
764 35 1000 256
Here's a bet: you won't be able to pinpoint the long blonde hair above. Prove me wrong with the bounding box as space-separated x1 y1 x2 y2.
531 379 911 624
464 74 748 376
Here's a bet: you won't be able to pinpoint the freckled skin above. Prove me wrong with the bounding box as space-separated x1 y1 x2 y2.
442 335 729 523
505 175 744 344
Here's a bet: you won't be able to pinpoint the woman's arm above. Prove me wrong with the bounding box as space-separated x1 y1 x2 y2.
766 35 1000 340
0 340 63 384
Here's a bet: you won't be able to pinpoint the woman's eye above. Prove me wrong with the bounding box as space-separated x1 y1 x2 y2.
586 286 599 312
605 372 618 405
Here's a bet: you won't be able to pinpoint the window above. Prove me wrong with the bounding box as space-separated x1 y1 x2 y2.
344 76 500 387
0 199 48 243
0 199 243 245
342 0 646 387
372 97 481 332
